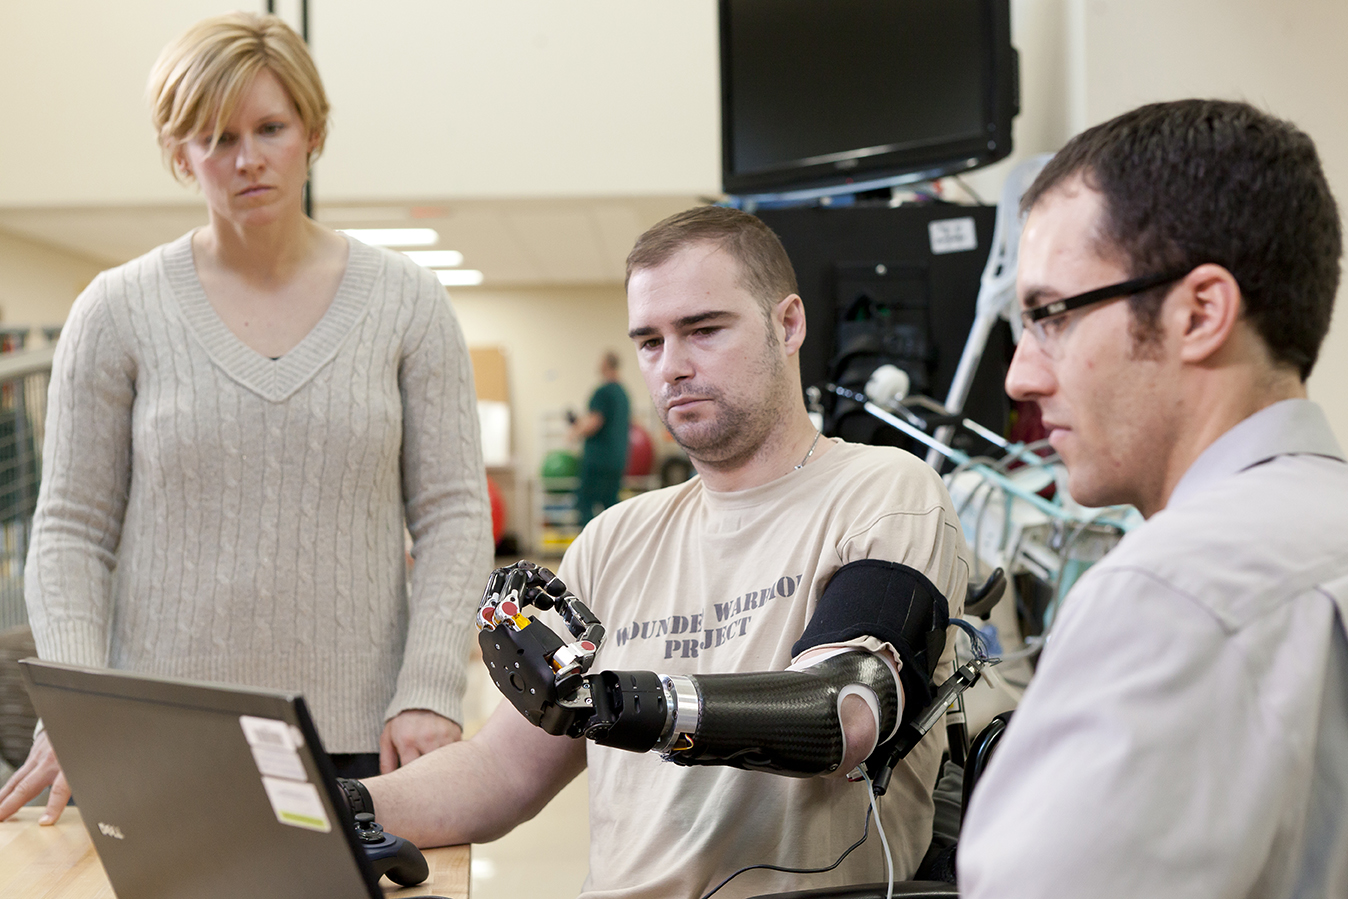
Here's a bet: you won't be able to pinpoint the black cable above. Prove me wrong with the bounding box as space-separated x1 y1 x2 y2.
698 804 873 899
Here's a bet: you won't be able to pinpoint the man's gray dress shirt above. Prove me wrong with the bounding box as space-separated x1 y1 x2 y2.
960 399 1348 898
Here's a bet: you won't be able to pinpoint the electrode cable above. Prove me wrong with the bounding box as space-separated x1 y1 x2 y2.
699 771 894 899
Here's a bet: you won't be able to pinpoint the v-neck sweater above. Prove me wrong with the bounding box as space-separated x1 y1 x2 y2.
24 232 493 752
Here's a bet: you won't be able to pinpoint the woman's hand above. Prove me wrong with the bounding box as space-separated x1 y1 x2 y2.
0 731 72 825
379 710 463 774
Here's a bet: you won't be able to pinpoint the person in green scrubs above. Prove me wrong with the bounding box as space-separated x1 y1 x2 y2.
571 351 630 526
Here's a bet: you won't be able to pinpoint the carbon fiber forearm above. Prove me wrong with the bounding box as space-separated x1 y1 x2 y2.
664 652 900 776
668 670 842 775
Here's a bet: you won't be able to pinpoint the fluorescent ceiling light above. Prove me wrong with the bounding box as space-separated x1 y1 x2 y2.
436 269 484 286
404 250 465 268
339 228 439 247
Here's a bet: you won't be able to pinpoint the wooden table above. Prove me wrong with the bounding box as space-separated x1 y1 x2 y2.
0 807 470 898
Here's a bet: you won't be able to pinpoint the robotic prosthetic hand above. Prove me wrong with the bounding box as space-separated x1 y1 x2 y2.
477 559 951 786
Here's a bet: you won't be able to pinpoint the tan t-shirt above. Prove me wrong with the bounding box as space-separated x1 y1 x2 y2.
558 440 970 899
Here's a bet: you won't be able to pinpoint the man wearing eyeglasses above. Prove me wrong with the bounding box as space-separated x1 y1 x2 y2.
959 99 1348 897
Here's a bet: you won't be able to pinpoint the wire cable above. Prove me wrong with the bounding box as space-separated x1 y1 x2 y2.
1043 514 1125 629
970 477 1002 579
991 439 1058 474
949 456 1000 509
953 174 989 206
860 769 894 899
996 633 1045 664
697 788 875 899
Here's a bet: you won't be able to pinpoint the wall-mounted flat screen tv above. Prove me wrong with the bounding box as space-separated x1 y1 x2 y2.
720 0 1019 198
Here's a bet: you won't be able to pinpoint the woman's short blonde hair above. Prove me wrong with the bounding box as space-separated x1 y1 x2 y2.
148 12 330 181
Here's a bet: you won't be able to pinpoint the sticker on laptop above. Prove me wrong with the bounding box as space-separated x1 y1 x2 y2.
240 715 307 782
261 776 332 833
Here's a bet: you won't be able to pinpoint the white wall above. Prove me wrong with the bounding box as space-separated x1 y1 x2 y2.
0 1 720 207
0 229 103 332
313 2 719 199
0 0 239 207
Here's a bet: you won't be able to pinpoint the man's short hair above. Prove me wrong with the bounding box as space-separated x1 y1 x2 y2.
1023 99 1341 380
602 350 620 371
625 206 799 317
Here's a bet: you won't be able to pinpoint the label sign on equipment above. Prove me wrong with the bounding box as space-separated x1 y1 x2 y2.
928 217 978 255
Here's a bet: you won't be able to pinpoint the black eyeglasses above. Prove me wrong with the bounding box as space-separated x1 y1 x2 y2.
1022 270 1191 324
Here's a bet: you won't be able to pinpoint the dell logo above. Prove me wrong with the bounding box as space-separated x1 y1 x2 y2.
98 822 125 840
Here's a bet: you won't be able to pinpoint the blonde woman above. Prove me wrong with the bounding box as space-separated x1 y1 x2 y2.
0 12 491 824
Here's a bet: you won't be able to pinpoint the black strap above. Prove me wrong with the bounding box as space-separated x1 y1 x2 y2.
336 776 375 820
793 559 950 723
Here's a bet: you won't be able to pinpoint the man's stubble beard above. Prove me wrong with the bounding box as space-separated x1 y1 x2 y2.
659 325 791 470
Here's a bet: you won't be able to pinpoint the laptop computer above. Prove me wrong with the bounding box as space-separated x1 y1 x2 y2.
19 659 392 899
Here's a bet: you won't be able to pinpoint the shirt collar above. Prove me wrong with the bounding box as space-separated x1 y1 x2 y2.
1168 398 1345 508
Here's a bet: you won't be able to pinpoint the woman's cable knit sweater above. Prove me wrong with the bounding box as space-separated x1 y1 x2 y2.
25 232 493 752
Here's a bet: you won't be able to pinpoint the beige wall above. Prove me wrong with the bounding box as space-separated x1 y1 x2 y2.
0 228 102 334
312 2 719 199
0 0 240 207
0 1 720 207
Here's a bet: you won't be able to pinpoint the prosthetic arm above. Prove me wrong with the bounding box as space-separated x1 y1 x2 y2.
476 559 951 784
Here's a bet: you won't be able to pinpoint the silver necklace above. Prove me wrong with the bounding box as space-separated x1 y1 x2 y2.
795 429 823 470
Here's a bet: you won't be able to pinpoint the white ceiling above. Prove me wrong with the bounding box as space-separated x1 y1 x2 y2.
0 195 704 286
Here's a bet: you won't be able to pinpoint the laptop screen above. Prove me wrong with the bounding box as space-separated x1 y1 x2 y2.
20 660 381 899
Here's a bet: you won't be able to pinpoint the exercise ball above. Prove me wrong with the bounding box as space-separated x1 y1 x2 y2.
486 476 507 544
626 422 654 477
541 449 580 479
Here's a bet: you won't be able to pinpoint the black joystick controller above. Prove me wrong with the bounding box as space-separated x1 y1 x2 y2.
354 812 430 887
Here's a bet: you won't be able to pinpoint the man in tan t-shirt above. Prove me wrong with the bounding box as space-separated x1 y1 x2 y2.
364 206 970 898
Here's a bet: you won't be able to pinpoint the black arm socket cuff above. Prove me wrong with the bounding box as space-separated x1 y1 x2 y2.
585 670 669 752
792 559 949 727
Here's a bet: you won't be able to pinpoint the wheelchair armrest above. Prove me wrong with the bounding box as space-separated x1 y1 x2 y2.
962 710 1013 816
